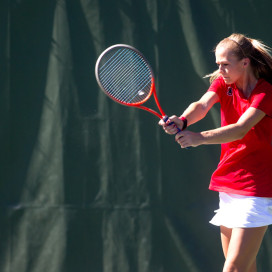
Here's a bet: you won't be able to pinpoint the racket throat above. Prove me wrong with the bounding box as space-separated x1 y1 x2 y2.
134 105 162 119
150 79 168 121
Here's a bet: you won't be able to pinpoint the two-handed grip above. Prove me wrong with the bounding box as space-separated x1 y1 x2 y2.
162 115 190 149
162 115 181 133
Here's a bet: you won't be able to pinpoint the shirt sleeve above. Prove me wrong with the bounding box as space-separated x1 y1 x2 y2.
207 76 226 100
251 82 272 117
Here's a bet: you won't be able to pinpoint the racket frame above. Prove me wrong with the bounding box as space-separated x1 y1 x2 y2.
95 44 167 120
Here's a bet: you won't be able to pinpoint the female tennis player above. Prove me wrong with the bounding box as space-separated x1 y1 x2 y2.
159 33 272 272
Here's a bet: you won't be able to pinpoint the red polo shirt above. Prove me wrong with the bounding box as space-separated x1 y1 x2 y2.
208 76 272 197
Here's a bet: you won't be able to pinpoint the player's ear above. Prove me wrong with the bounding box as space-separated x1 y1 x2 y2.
243 57 250 67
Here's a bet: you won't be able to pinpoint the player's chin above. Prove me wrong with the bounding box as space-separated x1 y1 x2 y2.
222 77 234 84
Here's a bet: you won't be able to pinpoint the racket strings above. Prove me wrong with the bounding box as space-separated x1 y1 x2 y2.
98 48 152 104
100 53 149 100
100 50 151 102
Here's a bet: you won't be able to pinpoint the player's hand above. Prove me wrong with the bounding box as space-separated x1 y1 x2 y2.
158 115 184 135
175 130 202 148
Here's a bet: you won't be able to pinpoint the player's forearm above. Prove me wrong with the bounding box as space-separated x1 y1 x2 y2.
199 123 246 145
181 101 209 126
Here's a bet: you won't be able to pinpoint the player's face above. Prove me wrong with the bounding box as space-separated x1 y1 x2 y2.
215 46 246 85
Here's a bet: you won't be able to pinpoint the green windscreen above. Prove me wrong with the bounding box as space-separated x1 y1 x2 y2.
1 1 272 271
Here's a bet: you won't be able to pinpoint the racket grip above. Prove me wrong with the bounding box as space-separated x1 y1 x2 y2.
175 127 191 149
162 115 176 127
162 115 190 149
162 115 181 133
162 115 169 122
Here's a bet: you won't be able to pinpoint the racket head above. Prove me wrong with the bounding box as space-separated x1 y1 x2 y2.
95 44 155 107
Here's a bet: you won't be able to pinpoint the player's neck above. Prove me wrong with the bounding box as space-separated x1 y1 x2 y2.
236 74 258 98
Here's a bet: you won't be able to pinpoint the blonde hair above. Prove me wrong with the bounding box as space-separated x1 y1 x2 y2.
206 33 272 84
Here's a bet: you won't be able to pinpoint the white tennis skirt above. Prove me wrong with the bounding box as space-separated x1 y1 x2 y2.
210 192 272 228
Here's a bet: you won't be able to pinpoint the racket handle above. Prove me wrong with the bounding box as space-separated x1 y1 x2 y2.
162 115 169 122
162 115 190 149
162 116 178 128
162 115 181 133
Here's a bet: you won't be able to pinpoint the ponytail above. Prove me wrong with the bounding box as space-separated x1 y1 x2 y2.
248 38 272 85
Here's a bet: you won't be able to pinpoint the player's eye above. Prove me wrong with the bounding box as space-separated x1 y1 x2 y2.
217 63 228 67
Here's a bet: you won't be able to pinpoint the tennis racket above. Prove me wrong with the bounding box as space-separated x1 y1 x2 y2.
95 44 171 123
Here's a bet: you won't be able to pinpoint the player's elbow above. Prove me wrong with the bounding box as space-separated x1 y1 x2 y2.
236 130 247 140
235 124 251 140
191 101 209 119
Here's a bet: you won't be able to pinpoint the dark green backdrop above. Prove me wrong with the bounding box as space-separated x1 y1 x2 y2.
1 0 272 271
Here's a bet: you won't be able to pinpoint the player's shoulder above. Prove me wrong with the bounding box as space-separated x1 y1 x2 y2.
254 78 272 95
258 78 272 87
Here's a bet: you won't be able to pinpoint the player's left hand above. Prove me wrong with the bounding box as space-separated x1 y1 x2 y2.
175 130 202 148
